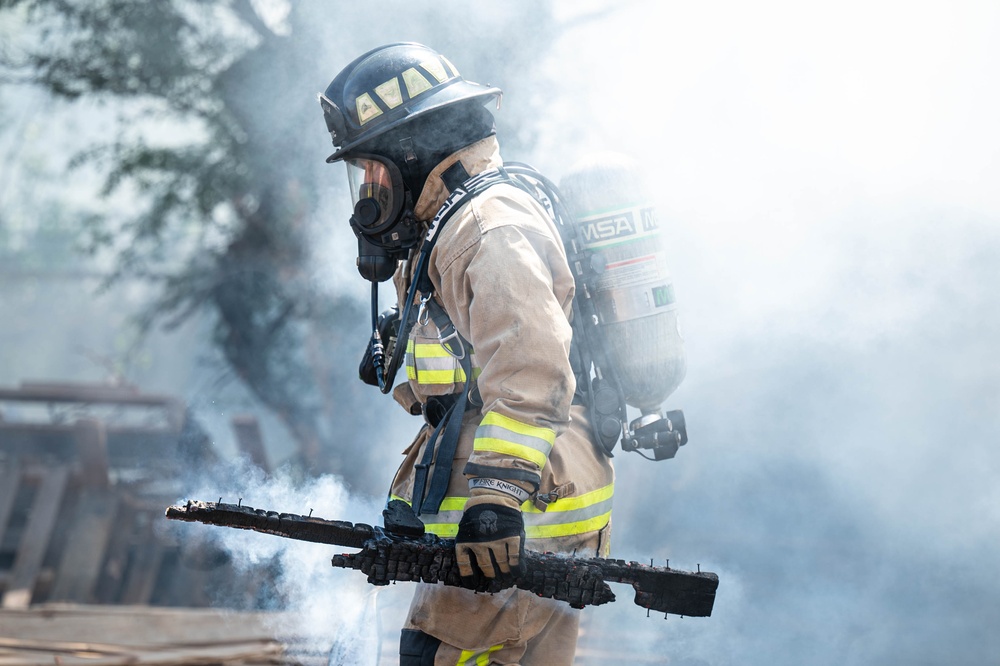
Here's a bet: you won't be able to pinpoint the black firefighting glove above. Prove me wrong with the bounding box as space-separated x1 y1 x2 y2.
455 489 525 579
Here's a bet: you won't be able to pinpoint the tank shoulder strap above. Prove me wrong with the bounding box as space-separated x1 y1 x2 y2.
412 165 516 295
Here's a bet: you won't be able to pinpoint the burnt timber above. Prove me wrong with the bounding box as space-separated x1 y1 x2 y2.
166 500 719 617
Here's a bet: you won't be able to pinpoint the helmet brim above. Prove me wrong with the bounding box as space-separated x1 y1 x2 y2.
326 80 501 163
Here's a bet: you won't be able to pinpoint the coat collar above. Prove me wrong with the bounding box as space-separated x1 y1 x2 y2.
413 135 503 221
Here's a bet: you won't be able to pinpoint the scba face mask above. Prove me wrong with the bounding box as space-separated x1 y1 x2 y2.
345 155 421 282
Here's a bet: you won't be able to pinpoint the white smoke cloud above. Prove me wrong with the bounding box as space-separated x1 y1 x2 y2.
172 458 401 665
533 1 1000 663
5 0 1000 662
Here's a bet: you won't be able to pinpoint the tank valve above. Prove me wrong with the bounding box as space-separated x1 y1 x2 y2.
622 410 688 461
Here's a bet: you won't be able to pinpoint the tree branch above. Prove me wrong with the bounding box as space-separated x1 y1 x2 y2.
230 0 274 40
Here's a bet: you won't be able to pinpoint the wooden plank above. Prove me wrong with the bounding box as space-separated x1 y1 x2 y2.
49 491 119 603
94 501 134 604
0 636 137 654
0 637 283 666
0 605 304 644
120 514 163 605
0 426 180 461
231 415 271 473
128 640 283 665
0 382 178 408
73 419 109 488
1 467 70 608
0 461 21 552
0 605 303 665
0 427 77 460
0 423 178 439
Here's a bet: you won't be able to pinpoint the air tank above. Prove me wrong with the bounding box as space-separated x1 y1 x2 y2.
559 153 686 415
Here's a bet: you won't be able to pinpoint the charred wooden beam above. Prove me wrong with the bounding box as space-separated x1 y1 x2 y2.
166 500 719 617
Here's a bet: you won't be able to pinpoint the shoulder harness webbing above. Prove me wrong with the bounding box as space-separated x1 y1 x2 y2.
386 162 628 515
392 164 516 515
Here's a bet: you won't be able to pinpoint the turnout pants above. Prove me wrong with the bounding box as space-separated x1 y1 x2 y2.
399 588 581 666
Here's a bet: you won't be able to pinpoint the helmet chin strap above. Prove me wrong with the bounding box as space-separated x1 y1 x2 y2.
396 136 427 201
400 137 418 164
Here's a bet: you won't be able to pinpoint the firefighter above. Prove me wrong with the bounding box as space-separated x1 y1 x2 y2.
319 42 615 666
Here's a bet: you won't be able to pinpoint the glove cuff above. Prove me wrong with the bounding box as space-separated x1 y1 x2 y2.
469 478 531 504
466 489 523 512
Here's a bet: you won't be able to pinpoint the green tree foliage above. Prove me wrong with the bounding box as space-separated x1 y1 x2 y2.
0 0 556 491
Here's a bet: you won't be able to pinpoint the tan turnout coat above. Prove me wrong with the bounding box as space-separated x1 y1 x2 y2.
387 136 614 661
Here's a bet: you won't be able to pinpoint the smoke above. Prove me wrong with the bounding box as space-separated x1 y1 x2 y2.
534 1 1000 664
4 0 1000 663
169 457 404 665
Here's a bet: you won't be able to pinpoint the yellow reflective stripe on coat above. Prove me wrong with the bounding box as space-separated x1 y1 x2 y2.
419 496 466 538
522 483 614 539
473 411 555 469
405 339 481 384
456 643 503 666
389 496 465 538
389 486 613 540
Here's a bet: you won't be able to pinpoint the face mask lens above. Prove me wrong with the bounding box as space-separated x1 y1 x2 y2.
347 158 395 229
344 155 416 249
